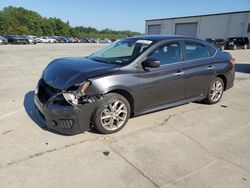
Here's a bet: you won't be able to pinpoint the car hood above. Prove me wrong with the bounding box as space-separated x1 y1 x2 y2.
43 57 121 90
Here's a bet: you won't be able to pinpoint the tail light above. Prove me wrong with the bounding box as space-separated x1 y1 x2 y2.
229 57 236 67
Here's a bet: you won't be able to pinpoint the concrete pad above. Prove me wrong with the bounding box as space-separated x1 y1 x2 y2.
164 161 250 188
112 128 216 187
0 141 155 188
0 110 95 167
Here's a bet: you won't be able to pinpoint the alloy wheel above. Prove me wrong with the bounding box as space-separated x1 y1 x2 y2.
100 100 128 131
210 80 223 102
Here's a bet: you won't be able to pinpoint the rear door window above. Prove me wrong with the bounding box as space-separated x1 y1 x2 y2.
184 42 211 61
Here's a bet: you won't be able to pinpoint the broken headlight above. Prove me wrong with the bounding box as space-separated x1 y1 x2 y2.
62 81 91 106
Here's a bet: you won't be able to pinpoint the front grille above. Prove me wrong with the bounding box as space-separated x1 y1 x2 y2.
37 79 61 104
58 119 74 129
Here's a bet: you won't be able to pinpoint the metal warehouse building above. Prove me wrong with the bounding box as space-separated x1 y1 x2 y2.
145 11 250 41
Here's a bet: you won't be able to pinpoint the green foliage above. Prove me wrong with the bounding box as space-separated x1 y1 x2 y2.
0 6 141 39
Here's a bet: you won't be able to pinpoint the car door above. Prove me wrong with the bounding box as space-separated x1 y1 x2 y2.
182 40 216 99
137 41 185 110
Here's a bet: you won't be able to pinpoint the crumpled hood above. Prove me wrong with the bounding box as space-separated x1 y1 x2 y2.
43 57 120 90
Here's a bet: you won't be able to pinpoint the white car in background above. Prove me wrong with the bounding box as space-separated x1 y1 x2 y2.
39 37 57 43
0 36 8 44
98 38 112 43
24 35 38 44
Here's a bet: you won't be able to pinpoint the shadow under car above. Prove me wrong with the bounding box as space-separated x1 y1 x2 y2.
235 64 250 74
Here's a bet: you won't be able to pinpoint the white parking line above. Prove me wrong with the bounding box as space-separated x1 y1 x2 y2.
163 160 218 187
0 108 24 120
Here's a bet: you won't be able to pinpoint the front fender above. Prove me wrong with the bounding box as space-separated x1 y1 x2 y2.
85 70 138 108
86 78 135 96
85 67 138 94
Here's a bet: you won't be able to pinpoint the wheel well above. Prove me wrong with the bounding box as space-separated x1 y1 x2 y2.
108 89 134 115
217 74 227 91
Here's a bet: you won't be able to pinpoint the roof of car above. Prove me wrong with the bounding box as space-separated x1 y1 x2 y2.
127 35 198 42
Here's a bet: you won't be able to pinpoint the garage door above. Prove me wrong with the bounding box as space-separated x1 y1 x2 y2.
175 23 198 37
148 25 161 35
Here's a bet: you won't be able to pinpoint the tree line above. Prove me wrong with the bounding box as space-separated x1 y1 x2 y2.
0 6 141 39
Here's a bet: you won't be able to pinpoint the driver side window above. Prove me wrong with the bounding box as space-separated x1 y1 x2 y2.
148 42 181 66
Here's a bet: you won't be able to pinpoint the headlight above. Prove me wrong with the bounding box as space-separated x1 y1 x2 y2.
63 92 78 106
62 81 91 106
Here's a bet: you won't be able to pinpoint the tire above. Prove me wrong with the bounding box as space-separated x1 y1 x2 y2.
233 45 237 50
243 44 247 50
203 77 224 104
93 93 130 134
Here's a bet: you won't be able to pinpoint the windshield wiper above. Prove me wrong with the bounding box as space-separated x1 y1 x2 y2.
92 57 112 64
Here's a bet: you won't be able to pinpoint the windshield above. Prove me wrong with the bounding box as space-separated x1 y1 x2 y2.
88 39 154 64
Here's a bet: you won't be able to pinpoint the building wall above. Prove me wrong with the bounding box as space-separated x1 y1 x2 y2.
146 12 250 40
245 13 250 40
198 14 230 39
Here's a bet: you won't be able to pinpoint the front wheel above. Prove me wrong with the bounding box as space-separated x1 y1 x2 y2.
93 93 130 134
203 77 224 104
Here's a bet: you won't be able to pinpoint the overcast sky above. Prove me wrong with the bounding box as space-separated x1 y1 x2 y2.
1 0 250 32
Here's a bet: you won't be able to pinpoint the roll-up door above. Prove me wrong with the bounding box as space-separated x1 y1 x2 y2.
148 25 161 35
175 22 198 37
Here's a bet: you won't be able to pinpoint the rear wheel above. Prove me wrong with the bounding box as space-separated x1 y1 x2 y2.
93 93 130 134
203 77 224 104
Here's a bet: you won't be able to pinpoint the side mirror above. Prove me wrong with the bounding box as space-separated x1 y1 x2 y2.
142 58 160 68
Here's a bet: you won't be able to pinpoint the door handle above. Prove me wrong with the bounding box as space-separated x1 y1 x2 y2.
207 65 215 70
175 71 184 76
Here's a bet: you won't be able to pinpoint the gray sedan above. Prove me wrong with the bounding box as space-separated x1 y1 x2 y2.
34 35 235 135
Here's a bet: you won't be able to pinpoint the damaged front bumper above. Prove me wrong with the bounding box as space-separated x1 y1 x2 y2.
34 79 99 135
34 95 99 135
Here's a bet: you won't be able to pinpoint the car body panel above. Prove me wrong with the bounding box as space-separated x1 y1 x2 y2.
136 63 185 111
34 93 98 135
43 57 121 90
183 58 216 98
